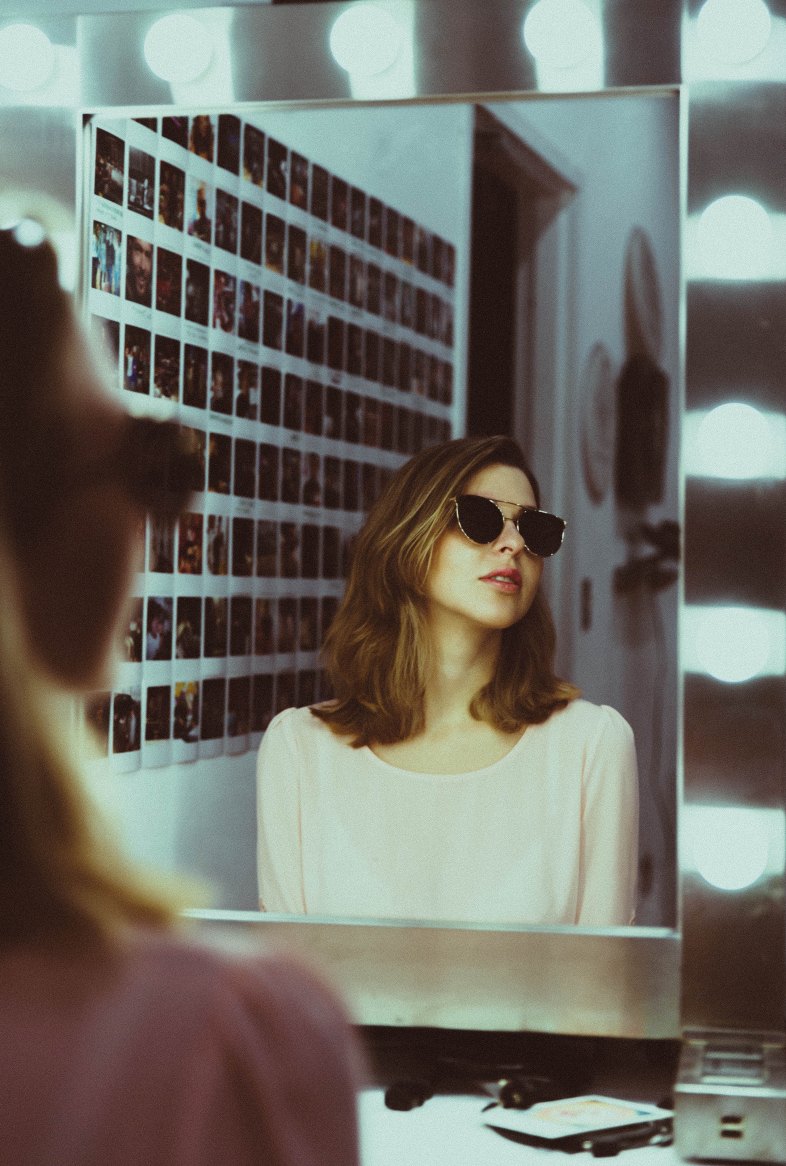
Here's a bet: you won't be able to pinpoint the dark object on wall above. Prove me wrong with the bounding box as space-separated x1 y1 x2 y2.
614 353 669 509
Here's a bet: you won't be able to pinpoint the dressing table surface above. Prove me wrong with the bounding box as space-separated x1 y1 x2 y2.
360 1089 683 1166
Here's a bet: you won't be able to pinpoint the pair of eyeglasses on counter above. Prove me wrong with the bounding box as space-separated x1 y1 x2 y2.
452 495 566 558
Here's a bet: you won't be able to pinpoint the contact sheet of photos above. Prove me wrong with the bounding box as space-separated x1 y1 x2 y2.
86 112 456 770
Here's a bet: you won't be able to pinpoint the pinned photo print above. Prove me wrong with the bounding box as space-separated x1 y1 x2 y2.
324 456 342 509
256 520 277 577
252 673 274 733
217 114 241 174
209 351 233 415
233 438 256 499
181 426 206 492
206 515 228 576
94 128 124 205
302 452 321 507
262 290 283 350
185 259 210 327
266 138 287 200
350 187 366 240
328 245 346 301
204 596 228 656
200 677 226 741
173 680 199 742
208 431 231 492
153 334 180 400
189 115 215 162
258 444 280 501
125 235 153 306
285 300 304 358
162 115 188 148
235 360 258 418
232 519 253 578
240 201 262 265
91 221 121 296
120 597 143 662
301 524 320 579
311 164 329 221
212 269 236 333
243 123 265 186
123 324 150 394
146 596 172 661
149 516 174 573
178 511 203 574
175 596 202 659
237 281 260 344
260 365 281 424
215 189 238 253
186 179 213 244
156 248 182 316
330 177 347 231
127 147 155 218
287 224 306 283
158 160 185 231
281 447 301 503
308 237 327 293
228 676 251 740
145 685 171 742
183 342 208 408
264 214 285 273
289 152 309 210
255 598 274 655
113 690 141 754
229 595 252 654
304 381 323 437
280 522 299 579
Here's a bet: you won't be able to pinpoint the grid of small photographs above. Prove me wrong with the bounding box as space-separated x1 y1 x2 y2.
87 112 456 769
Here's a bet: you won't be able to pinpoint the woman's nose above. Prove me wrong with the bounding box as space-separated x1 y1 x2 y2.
495 518 526 554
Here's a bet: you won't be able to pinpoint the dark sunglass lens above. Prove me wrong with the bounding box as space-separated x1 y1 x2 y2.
456 495 504 543
520 511 565 556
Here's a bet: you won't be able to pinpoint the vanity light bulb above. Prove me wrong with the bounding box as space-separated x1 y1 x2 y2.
695 402 779 480
329 4 404 76
694 606 777 683
522 0 601 68
690 807 771 890
697 194 773 280
143 14 213 84
0 23 55 92
696 0 772 64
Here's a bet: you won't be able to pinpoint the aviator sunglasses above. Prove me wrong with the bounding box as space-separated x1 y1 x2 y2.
452 494 566 557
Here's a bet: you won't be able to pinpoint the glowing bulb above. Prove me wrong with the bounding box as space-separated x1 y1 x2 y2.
522 0 601 68
697 195 773 280
0 24 55 91
329 4 403 76
693 606 782 683
696 0 772 64
694 403 779 479
143 14 213 84
688 807 773 890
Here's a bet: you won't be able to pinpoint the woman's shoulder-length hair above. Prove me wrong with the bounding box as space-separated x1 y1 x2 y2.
312 434 579 746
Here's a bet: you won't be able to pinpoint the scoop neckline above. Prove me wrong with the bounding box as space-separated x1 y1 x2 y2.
361 722 536 779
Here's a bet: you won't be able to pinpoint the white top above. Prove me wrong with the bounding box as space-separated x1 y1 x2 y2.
256 699 638 926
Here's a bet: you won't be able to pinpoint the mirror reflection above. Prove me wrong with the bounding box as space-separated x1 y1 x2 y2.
86 92 680 929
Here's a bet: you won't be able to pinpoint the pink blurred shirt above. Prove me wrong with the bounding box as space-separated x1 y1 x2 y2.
0 929 362 1165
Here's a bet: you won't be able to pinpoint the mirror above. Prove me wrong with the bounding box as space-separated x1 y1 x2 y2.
83 90 679 931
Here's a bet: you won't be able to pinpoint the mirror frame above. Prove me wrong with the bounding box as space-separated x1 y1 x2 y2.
2 0 783 1039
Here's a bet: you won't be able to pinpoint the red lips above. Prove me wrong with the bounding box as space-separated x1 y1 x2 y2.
480 568 522 586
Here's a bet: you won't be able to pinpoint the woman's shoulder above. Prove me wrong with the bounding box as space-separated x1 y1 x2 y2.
263 704 350 751
547 698 634 745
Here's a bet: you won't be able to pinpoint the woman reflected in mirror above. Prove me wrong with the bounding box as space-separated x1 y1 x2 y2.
257 435 638 926
0 216 361 1163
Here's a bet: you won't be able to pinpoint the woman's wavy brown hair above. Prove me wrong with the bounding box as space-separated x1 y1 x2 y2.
312 434 579 745
0 215 185 947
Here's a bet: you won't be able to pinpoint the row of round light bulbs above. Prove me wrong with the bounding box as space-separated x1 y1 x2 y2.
0 0 777 91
